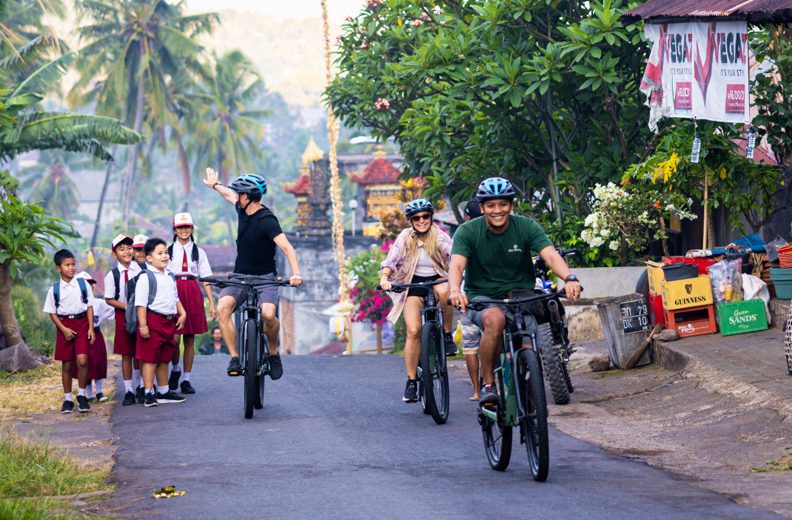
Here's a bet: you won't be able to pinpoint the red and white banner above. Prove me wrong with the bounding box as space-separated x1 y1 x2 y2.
640 21 750 131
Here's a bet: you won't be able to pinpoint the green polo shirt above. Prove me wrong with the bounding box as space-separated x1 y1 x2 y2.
451 214 554 299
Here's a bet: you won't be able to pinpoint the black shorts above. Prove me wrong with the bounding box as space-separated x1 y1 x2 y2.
407 275 442 298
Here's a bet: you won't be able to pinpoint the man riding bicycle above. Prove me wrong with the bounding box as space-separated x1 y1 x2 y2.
448 177 581 405
203 168 303 379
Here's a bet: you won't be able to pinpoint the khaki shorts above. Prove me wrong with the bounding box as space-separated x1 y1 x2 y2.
460 314 481 355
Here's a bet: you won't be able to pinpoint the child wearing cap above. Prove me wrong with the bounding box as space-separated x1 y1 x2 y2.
166 213 217 394
132 234 148 263
104 234 145 406
461 197 483 400
43 250 96 413
136 238 187 406
72 272 113 402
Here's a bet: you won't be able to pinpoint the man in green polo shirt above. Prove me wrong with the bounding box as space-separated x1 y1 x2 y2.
449 177 581 405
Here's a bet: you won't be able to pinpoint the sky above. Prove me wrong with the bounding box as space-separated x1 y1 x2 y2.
184 0 366 20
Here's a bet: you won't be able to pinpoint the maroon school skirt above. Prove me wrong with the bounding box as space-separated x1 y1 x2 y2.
114 310 136 356
71 329 108 380
175 278 208 335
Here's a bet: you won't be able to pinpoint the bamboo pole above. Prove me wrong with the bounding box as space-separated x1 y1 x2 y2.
702 169 709 250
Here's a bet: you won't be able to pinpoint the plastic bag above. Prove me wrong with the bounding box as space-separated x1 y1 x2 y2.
764 236 787 263
707 259 743 304
741 273 771 323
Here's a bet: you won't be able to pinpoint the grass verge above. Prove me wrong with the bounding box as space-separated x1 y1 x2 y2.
750 453 792 473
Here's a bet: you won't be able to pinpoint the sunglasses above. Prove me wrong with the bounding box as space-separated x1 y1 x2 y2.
411 214 432 222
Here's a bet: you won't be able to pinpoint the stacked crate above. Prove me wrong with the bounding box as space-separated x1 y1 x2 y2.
661 275 717 338
646 261 665 327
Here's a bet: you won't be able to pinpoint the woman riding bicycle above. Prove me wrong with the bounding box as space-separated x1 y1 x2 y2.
379 198 456 404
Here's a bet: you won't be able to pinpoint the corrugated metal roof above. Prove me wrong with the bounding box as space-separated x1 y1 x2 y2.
622 0 792 24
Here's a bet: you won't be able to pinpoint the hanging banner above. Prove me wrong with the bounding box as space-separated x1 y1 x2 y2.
640 22 750 131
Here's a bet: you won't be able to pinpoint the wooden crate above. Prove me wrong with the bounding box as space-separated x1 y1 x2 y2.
661 275 714 311
648 292 665 327
664 305 717 338
646 261 665 295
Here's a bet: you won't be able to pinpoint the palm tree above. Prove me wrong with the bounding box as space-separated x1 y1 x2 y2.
68 0 220 218
17 150 94 219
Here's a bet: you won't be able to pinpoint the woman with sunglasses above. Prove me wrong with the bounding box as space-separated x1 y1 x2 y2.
380 198 456 404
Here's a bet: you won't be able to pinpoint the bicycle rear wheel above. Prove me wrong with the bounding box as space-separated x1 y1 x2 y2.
517 347 549 481
420 321 449 424
481 366 511 471
243 320 257 419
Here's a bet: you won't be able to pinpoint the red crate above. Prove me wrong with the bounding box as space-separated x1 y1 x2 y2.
648 292 665 327
663 305 717 338
663 257 715 276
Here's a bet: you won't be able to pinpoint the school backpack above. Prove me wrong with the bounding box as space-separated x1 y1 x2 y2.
124 269 176 335
53 278 88 312
111 261 147 301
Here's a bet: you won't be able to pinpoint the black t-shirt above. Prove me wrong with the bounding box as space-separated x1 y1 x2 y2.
234 202 283 275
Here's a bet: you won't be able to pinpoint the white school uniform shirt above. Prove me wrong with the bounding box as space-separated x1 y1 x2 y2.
135 264 180 315
104 262 143 304
92 299 115 328
166 241 212 278
43 278 96 315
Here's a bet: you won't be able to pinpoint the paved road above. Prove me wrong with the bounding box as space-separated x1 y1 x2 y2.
105 355 782 520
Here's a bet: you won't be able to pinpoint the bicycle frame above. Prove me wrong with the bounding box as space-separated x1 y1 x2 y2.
235 284 265 376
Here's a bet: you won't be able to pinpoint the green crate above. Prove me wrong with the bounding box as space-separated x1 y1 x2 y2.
716 299 768 336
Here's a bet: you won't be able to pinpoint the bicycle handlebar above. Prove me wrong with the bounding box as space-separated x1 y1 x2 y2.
198 276 294 288
447 286 583 310
376 279 448 293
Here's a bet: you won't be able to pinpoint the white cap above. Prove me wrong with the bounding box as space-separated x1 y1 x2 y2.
75 271 97 284
111 234 133 250
132 234 149 248
173 212 194 227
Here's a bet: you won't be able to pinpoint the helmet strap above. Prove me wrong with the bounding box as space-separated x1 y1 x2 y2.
412 224 430 237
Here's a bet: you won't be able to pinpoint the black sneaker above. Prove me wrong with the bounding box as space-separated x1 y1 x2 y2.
168 370 181 391
155 391 186 404
267 354 283 380
227 357 242 376
403 379 419 403
122 391 136 406
77 395 91 413
136 386 145 404
144 392 158 407
87 397 96 403
180 381 195 394
480 383 499 405
61 400 74 413
96 392 108 403
444 332 457 357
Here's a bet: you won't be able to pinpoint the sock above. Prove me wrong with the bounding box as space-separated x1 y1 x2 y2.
95 380 103 393
133 369 142 387
157 385 169 395
172 364 181 373
78 388 86 397
86 386 95 399
146 387 155 395
183 372 191 382
124 379 133 393
64 392 73 402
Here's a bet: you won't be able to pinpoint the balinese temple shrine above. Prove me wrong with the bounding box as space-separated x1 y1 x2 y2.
281 136 331 235
346 145 404 236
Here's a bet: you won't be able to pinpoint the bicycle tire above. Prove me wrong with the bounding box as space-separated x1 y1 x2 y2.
518 347 550 482
420 321 449 424
417 367 430 415
243 320 257 419
562 361 574 393
481 366 512 471
255 334 268 409
538 323 570 405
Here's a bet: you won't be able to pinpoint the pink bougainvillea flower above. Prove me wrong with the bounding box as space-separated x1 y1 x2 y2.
411 19 423 26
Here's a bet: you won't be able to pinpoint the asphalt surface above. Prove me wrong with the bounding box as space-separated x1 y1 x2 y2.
105 355 784 520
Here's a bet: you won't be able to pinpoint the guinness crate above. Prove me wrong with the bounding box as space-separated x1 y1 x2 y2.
716 299 768 337
661 275 714 311
664 305 717 338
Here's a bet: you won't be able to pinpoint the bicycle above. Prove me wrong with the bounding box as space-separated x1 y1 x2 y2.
533 248 577 405
377 279 450 425
199 276 293 419
462 288 576 482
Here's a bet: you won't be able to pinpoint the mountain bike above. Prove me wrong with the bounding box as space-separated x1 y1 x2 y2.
200 276 293 419
378 279 450 425
533 248 577 405
462 288 576 482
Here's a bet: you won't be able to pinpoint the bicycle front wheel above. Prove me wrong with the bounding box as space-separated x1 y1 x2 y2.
243 320 258 419
517 347 549 482
420 321 449 425
481 366 511 471
255 335 268 409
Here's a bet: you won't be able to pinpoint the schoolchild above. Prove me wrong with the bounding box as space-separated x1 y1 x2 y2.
43 250 96 413
104 234 144 405
72 272 113 402
166 213 217 394
135 238 187 407
132 234 149 263
460 198 483 401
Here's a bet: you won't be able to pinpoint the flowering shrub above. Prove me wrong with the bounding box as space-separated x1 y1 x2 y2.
374 98 390 110
343 246 392 325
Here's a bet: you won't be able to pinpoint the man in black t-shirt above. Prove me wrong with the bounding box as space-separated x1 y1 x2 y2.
204 168 303 379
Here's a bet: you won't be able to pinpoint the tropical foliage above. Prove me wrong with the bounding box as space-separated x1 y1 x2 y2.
343 245 392 325
752 25 792 166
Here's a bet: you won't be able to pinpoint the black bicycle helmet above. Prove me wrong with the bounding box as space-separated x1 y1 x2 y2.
477 177 515 201
404 198 435 220
229 174 268 197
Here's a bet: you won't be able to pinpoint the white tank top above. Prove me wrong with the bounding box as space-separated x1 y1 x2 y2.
414 248 436 277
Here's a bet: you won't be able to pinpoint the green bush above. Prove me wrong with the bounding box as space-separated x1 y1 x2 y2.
538 214 626 268
10 286 54 356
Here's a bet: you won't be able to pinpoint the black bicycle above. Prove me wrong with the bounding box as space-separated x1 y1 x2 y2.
200 276 293 419
463 288 576 481
377 279 450 425
533 248 577 405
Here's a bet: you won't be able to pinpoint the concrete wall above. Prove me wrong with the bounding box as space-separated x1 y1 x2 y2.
557 266 645 299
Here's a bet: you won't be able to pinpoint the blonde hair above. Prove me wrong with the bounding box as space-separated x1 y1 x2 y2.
404 224 447 271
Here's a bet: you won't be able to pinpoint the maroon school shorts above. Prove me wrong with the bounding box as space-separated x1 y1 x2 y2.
135 312 177 364
114 310 136 356
71 329 108 380
54 316 90 362
175 277 208 335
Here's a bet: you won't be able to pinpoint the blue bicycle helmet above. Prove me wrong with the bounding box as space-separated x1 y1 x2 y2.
477 177 515 201
404 198 435 220
229 174 268 197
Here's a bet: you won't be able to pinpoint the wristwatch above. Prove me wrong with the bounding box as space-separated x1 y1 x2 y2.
212 181 222 190
564 274 579 283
